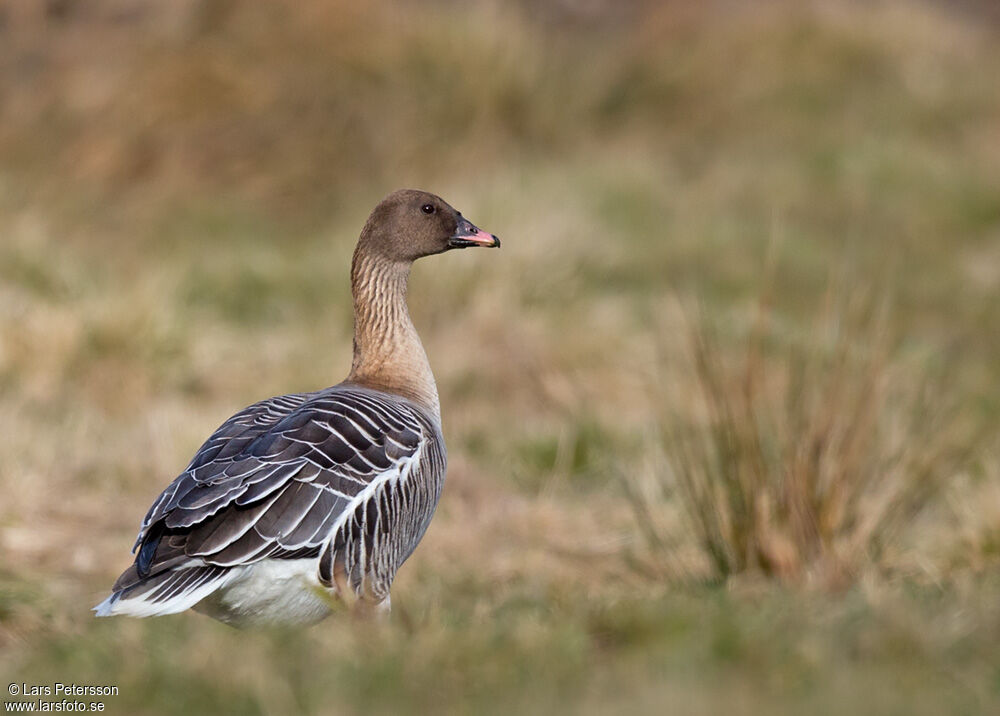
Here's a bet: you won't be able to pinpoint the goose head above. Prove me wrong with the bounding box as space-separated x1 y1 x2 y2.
358 189 500 263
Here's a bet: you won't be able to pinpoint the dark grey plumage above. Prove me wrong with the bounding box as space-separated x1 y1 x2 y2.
99 386 445 615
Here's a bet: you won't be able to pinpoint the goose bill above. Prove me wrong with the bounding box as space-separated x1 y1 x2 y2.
448 218 500 248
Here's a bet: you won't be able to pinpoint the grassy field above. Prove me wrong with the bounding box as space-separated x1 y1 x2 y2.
1 0 999 713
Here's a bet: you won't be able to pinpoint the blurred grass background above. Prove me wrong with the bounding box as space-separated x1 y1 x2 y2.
1 0 999 713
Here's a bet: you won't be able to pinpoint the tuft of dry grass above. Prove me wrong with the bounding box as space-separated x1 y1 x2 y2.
626 278 986 586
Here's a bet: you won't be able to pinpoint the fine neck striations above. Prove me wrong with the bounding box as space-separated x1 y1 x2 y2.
346 249 440 419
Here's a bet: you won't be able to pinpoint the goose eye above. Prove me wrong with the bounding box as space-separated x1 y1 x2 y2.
421 203 436 215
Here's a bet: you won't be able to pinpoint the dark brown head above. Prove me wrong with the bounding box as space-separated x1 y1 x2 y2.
357 189 499 263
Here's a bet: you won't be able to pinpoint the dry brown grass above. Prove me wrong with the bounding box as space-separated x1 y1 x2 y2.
1 1 999 713
626 278 988 587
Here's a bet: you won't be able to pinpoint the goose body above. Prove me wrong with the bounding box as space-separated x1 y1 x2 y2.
95 190 498 625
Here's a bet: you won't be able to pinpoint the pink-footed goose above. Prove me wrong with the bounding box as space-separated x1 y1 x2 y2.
94 189 499 626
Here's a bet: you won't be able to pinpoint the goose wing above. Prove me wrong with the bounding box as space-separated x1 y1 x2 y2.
114 386 434 594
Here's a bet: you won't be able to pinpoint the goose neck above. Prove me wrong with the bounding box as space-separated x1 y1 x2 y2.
347 251 440 418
